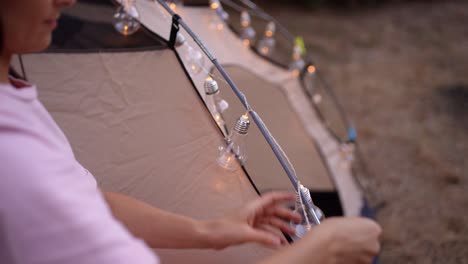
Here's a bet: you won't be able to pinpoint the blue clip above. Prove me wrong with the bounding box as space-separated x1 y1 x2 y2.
348 126 357 142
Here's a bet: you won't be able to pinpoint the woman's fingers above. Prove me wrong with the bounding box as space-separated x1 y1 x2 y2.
244 228 282 248
256 224 288 245
250 192 296 211
265 206 301 224
258 216 296 235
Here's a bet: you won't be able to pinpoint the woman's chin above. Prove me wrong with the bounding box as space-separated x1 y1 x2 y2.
24 35 52 54
36 35 53 52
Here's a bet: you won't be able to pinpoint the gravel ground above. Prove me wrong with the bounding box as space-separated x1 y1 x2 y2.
258 1 468 263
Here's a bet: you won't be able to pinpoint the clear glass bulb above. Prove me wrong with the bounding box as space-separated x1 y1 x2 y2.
241 27 256 47
289 44 305 74
290 184 324 241
184 45 204 75
210 0 229 21
217 115 250 171
166 0 182 11
204 78 229 132
208 0 226 31
312 93 322 104
339 142 355 169
113 1 141 36
210 0 220 10
240 10 251 28
240 11 255 46
174 33 204 75
304 65 318 95
257 23 276 56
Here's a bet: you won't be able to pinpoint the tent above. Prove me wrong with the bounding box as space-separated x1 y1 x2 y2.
12 0 374 263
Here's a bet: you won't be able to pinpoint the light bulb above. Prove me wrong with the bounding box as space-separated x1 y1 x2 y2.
240 11 251 28
218 9 229 21
217 114 250 171
113 0 141 36
289 45 305 74
209 0 220 9
204 77 229 131
292 45 302 60
208 0 227 31
240 11 255 46
256 22 276 56
175 33 205 75
339 142 355 169
166 0 182 11
304 64 318 94
290 184 324 241
312 93 322 104
210 0 229 21
264 21 276 37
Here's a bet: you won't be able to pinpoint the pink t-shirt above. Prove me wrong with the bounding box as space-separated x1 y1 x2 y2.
0 78 159 264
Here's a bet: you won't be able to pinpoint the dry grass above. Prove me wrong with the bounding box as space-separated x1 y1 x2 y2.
258 0 468 263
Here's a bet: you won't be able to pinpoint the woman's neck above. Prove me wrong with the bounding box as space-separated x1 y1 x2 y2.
0 53 12 84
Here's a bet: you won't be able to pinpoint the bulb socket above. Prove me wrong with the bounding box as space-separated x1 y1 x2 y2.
234 115 250 135
204 78 219 95
296 184 312 205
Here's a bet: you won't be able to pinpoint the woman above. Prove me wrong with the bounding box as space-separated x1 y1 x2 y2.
0 0 381 263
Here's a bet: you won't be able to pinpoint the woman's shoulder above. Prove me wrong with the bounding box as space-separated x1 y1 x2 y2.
0 77 37 100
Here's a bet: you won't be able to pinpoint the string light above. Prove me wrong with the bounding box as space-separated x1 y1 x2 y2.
257 22 276 56
240 11 255 47
217 114 250 171
113 0 141 36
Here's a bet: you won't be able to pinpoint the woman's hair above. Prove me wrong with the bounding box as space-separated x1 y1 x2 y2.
0 16 3 54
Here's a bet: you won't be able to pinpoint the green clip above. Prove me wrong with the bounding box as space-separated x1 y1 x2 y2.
295 36 306 55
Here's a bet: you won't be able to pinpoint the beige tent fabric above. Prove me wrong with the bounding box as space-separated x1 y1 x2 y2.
20 50 274 263
214 66 334 191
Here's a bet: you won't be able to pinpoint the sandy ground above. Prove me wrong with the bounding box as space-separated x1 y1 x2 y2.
257 1 468 263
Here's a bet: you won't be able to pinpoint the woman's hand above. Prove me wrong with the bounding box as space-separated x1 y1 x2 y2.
203 192 301 249
314 217 382 264
257 217 382 264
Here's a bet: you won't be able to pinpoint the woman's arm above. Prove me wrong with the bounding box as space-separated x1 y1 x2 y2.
103 191 381 264
103 191 212 249
103 191 300 249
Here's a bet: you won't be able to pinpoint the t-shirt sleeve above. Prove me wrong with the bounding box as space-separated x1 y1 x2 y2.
0 130 159 264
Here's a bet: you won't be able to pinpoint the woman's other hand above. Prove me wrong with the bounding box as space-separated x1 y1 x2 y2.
203 192 301 249
258 216 381 264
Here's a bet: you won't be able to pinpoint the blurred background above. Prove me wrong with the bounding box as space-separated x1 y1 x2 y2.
255 0 468 263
